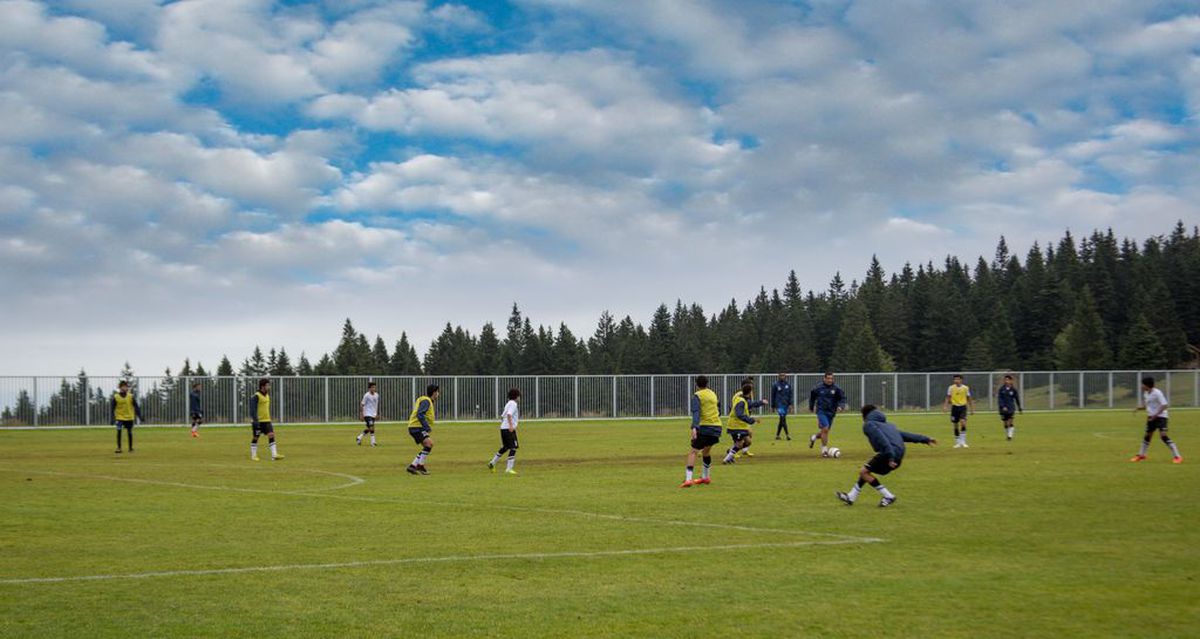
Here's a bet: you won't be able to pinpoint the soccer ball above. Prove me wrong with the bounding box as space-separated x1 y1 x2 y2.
826 447 841 458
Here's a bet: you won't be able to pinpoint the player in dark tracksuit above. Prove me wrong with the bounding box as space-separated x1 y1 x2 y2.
997 375 1022 441
771 373 793 440
189 383 203 438
836 405 937 508
808 373 847 456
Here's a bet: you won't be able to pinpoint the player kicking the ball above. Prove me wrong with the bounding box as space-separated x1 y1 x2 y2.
724 381 767 464
357 382 381 446
488 388 522 475
406 385 440 475
681 376 722 487
1130 376 1183 464
836 405 936 508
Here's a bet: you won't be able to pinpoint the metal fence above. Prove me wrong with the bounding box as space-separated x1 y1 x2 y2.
1 370 1196 428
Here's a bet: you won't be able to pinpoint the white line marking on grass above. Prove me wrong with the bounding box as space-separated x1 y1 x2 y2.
3 469 882 545
1091 431 1128 440
0 539 881 585
4 468 364 494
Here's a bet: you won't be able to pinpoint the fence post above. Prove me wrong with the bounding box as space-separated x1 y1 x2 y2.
493 377 499 418
924 373 930 412
1078 372 1084 409
893 373 899 411
1049 373 1056 410
32 377 38 427
859 373 866 408
278 377 285 423
574 376 579 418
233 377 238 424
988 372 994 411
84 376 90 426
1194 370 1199 408
323 377 330 423
454 377 459 421
536 376 541 419
612 376 617 418
650 375 656 417
1108 372 1113 408
1166 371 1172 404
1136 371 1142 408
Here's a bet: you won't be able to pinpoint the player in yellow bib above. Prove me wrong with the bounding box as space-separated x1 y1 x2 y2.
942 374 975 448
723 381 768 464
681 376 722 488
406 384 440 475
110 380 142 453
249 378 283 461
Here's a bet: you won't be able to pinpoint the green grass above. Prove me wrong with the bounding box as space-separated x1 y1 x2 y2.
1 410 1197 638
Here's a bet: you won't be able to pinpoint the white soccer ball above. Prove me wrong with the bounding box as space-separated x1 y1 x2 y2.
826 447 841 458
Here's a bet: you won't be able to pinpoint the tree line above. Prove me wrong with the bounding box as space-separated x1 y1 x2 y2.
177 221 1199 378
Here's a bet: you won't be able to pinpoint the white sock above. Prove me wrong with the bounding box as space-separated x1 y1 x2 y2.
875 484 895 499
356 433 362 442
269 441 278 457
1139 441 1149 456
490 453 502 465
685 467 694 481
1168 441 1181 457
821 445 829 454
370 434 376 445
702 462 710 478
847 484 861 502
250 443 257 458
506 456 516 471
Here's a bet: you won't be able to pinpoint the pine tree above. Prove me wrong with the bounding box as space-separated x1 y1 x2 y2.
984 303 1020 370
963 337 993 371
1054 287 1112 369
371 336 390 374
587 311 617 373
296 353 314 376
500 304 524 374
476 323 502 374
194 362 208 377
333 319 363 374
217 356 234 376
646 304 674 372
389 333 422 375
831 298 888 371
1118 312 1168 369
272 348 295 376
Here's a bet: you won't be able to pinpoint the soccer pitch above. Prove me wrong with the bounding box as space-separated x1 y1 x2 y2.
2 412 1197 638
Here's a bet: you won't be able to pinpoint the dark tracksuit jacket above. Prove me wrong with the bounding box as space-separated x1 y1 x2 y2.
862 409 931 463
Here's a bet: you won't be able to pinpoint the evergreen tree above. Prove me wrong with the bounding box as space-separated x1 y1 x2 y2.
963 337 993 371
1054 287 1112 370
1118 312 1168 369
831 298 888 371
217 356 234 376
646 304 674 373
390 333 422 375
314 353 337 375
984 303 1020 370
272 348 295 376
194 362 208 377
333 319 365 374
296 353 314 376
476 323 502 374
551 324 584 374
500 303 524 374
587 311 618 373
371 336 390 373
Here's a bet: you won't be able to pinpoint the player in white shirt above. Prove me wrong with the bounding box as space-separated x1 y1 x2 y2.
357 382 381 447
1131 376 1182 463
488 388 522 475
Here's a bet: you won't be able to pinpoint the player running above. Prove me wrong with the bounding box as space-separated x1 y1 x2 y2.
724 381 767 464
1130 376 1183 464
997 375 1022 441
680 376 722 488
943 374 974 448
111 380 142 454
406 385 440 475
249 379 283 461
771 372 793 440
808 372 847 456
836 405 937 508
488 388 522 475
189 382 203 438
357 381 381 446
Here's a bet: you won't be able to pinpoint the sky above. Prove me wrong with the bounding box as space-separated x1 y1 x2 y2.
1 0 1199 376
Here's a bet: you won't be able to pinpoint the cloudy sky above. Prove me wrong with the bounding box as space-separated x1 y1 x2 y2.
1 0 1198 376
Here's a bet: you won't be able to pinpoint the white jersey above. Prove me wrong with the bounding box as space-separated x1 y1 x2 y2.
1144 388 1169 419
361 392 379 418
500 400 519 430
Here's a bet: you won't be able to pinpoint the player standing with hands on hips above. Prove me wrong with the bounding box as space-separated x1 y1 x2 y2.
772 373 793 440
1130 376 1183 464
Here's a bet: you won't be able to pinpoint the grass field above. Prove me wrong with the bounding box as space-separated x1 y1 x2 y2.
1 410 1197 638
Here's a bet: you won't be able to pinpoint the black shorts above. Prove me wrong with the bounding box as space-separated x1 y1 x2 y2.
691 426 722 450
363 417 376 428
999 407 1014 421
950 405 968 423
500 429 519 450
409 427 431 444
252 421 274 437
728 428 751 443
190 412 204 421
115 420 134 429
864 453 901 476
1145 417 1169 434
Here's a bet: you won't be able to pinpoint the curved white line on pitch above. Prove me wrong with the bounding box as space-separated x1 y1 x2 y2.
1 468 878 543
0 539 883 585
1091 431 1126 439
3 467 365 494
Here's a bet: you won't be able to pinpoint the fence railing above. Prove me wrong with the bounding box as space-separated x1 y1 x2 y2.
1 370 1196 427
